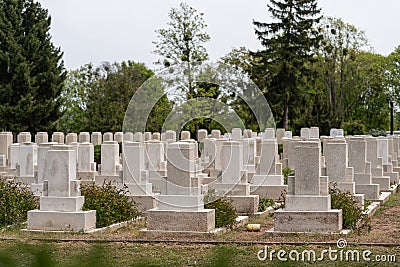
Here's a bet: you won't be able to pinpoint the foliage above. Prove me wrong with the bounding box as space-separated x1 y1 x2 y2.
204 190 238 228
367 129 387 137
282 167 294 185
329 184 365 230
253 0 322 131
341 120 365 135
0 178 38 227
57 61 171 133
81 182 140 228
0 0 66 133
258 197 275 212
94 145 101 165
56 64 94 133
153 2 210 68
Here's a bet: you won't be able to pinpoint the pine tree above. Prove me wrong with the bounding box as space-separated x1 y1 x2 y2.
0 0 66 133
253 0 322 131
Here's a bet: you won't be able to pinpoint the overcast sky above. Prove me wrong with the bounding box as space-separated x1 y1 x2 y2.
37 0 400 70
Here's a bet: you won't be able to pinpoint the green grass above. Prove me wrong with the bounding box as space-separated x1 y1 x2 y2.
0 241 397 266
382 194 400 207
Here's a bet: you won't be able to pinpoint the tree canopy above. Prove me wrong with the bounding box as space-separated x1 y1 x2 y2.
0 0 66 133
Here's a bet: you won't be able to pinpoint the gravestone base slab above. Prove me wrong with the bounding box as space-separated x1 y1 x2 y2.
147 209 215 232
77 171 97 181
383 172 399 184
27 210 96 232
252 175 284 186
355 184 380 200
335 182 355 195
226 195 259 215
95 175 120 185
16 176 35 185
210 183 250 196
250 185 288 200
149 177 167 194
40 196 84 212
274 209 342 233
31 183 44 196
372 176 390 191
129 194 158 213
285 195 331 211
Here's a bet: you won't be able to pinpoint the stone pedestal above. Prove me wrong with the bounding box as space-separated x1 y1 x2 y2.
250 138 287 200
78 132 90 143
66 133 78 144
121 142 156 211
324 138 364 206
273 141 342 233
348 137 380 200
146 142 215 233
91 132 102 146
95 141 121 184
77 142 97 181
209 140 259 215
16 142 36 184
27 145 96 232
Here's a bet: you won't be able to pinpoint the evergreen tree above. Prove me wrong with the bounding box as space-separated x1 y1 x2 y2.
0 0 65 133
253 0 322 131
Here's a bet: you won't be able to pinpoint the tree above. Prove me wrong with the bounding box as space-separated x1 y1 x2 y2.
56 64 95 133
253 0 322 131
386 45 400 129
58 61 171 134
153 2 210 97
316 17 370 129
0 0 66 133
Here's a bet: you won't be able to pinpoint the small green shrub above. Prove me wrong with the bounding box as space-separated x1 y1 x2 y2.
367 129 387 137
81 182 140 228
204 190 238 228
258 197 274 212
330 185 365 230
282 167 294 185
0 178 38 227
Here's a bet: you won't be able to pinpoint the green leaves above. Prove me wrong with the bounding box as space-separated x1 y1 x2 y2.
0 0 66 133
0 177 38 227
81 182 141 228
204 190 238 228
153 3 210 67
330 184 365 230
253 0 322 131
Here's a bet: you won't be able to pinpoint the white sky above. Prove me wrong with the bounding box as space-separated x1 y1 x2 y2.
37 0 400 70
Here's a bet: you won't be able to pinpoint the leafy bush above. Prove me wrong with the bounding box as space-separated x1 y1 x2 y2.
81 182 140 228
0 178 38 227
367 129 387 137
330 185 365 230
258 197 274 212
204 190 238 228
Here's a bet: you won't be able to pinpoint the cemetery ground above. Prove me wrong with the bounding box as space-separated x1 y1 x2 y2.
0 192 399 266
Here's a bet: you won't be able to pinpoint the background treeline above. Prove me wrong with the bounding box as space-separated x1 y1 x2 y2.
1 0 400 136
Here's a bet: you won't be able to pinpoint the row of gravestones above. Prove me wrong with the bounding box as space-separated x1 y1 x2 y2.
0 128 399 233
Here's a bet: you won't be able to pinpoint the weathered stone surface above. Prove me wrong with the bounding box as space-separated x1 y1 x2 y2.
274 209 342 233
147 209 215 232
